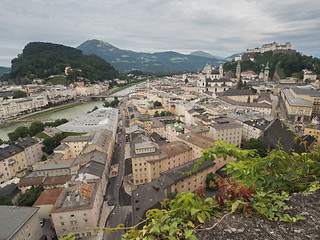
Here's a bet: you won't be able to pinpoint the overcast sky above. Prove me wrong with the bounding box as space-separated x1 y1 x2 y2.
1 0 320 67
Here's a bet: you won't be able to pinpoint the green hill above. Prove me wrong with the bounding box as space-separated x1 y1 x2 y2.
223 51 320 80
189 51 224 60
77 39 224 72
0 67 10 77
8 42 118 84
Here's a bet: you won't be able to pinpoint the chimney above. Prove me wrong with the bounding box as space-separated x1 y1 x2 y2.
75 191 80 202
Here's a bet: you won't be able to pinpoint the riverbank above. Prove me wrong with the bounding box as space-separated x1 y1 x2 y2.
111 80 145 94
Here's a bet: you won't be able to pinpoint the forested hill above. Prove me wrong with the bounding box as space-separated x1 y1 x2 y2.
0 67 10 77
6 42 119 84
77 39 223 72
223 51 320 80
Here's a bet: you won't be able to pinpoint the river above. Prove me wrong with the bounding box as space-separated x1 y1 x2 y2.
0 85 136 140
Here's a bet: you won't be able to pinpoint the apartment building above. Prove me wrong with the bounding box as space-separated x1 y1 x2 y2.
165 122 185 142
147 141 192 181
0 144 28 180
0 206 43 240
131 134 160 185
132 157 230 226
177 132 215 159
209 117 243 147
242 118 271 140
15 136 43 166
303 123 320 148
51 180 103 239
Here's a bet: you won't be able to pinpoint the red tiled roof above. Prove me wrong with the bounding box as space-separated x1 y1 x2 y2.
33 188 63 206
43 175 72 186
17 177 45 187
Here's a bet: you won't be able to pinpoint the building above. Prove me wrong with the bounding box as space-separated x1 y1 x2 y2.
303 123 320 148
259 119 315 154
15 136 43 166
209 117 243 147
132 157 230 226
131 134 160 186
33 188 63 220
0 96 48 119
51 180 103 239
242 118 271 140
146 141 193 181
280 87 320 122
57 108 118 140
165 122 185 142
0 144 28 180
0 206 43 240
177 132 215 159
246 42 291 54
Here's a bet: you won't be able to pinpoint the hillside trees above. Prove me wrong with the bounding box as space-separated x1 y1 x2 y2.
8 42 118 84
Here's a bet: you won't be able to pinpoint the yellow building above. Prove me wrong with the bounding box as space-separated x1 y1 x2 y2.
130 115 152 135
0 144 28 178
304 124 320 148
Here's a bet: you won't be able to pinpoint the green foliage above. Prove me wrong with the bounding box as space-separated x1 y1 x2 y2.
154 111 160 117
29 121 45 136
0 138 3 145
12 90 27 99
103 101 110 107
110 97 120 108
224 51 320 79
120 141 319 239
9 42 118 84
205 172 220 191
154 101 162 107
8 126 30 142
41 133 65 155
242 138 267 157
87 106 98 114
185 78 189 84
0 194 13 206
17 187 43 206
160 111 166 116
41 155 47 161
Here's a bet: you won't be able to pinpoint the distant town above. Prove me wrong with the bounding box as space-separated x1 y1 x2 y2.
0 41 320 240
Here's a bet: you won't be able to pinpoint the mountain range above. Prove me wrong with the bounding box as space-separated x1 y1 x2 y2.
77 40 225 72
0 67 10 77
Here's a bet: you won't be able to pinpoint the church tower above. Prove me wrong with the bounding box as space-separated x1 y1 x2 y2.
219 64 224 77
264 62 270 82
236 62 241 80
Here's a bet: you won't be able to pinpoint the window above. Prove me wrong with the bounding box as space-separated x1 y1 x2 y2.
71 214 74 218
61 222 64 226
28 233 31 238
84 219 88 223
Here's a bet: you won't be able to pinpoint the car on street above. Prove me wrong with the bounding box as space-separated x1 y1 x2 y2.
40 218 45 227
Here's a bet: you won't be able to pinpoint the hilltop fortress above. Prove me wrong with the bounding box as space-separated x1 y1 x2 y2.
246 41 291 54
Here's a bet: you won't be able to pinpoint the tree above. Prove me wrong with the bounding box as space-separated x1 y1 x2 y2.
242 138 267 157
87 106 98 114
29 121 44 136
0 194 13 206
154 111 160 117
166 111 173 116
8 126 30 142
12 90 27 99
160 111 166 116
17 187 43 206
103 101 110 107
0 138 3 145
153 101 162 107
110 97 120 108
185 78 189 84
41 155 47 161
237 79 243 89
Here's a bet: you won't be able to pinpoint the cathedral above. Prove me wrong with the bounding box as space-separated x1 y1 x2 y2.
197 63 233 93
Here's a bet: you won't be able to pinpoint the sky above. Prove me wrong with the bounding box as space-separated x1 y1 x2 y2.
1 0 320 67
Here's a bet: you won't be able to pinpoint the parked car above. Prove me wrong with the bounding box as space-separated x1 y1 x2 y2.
40 218 45 227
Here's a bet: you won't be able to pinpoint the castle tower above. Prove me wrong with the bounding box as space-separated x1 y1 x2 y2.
236 62 241 80
219 64 223 77
264 62 270 82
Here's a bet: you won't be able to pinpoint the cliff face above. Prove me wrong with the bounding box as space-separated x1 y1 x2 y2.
195 190 320 240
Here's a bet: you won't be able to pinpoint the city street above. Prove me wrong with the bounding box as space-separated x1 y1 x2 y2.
103 98 132 240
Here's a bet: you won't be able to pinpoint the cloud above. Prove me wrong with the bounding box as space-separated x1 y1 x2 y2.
0 0 320 66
